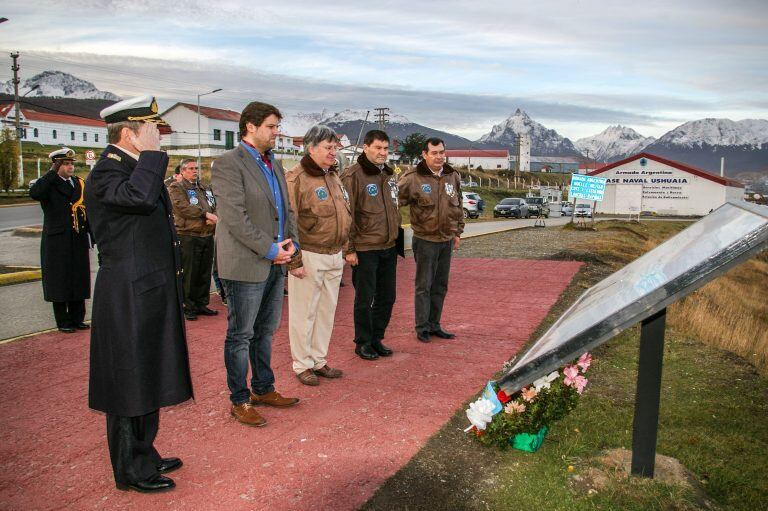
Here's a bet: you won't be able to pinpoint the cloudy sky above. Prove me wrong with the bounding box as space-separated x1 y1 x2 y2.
1 0 766 140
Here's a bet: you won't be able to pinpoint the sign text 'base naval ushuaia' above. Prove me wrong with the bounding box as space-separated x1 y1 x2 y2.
495 200 768 477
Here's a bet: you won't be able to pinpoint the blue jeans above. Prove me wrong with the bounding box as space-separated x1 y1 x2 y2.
222 266 284 404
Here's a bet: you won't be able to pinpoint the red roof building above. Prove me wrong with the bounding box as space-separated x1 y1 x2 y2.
0 102 107 148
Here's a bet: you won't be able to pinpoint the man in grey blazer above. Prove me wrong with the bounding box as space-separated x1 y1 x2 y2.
212 101 301 427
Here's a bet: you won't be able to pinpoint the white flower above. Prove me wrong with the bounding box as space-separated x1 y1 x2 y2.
533 371 560 391
465 398 496 431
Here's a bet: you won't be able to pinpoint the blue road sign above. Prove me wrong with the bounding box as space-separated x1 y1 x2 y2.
570 174 607 201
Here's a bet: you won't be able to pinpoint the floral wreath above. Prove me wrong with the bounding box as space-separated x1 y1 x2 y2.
465 353 592 451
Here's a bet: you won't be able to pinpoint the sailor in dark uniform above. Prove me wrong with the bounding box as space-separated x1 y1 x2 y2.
84 95 193 493
29 148 91 333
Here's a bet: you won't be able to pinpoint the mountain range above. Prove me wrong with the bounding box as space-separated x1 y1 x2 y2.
1 71 121 101
281 109 476 149
4 70 766 176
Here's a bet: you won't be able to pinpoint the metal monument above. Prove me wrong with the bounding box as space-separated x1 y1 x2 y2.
494 200 768 476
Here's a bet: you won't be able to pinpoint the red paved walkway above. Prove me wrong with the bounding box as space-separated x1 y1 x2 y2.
0 258 580 510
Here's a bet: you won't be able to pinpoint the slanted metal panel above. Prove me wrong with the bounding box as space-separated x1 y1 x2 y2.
495 200 768 394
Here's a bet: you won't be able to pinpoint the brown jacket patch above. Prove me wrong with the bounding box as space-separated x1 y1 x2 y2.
286 155 352 268
397 161 464 242
342 152 401 253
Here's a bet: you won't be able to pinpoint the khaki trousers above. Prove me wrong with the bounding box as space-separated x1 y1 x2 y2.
288 250 344 374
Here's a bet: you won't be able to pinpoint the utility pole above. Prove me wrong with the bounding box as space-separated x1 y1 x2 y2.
514 134 522 189
374 107 389 131
11 51 22 184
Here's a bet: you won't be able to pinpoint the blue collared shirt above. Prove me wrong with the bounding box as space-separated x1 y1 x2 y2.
240 142 294 260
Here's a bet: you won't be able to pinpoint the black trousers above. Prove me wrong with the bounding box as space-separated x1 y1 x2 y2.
52 300 85 328
412 237 453 333
106 410 162 484
179 234 214 310
351 247 397 346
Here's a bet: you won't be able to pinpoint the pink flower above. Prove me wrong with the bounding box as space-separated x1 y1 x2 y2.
577 353 592 372
522 387 538 402
504 401 526 414
563 365 579 386
573 375 588 394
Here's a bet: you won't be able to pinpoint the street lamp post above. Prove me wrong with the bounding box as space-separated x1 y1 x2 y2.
197 88 222 169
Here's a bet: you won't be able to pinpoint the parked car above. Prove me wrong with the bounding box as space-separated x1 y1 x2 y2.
525 196 551 218
574 204 593 218
460 181 479 188
560 203 573 216
493 197 529 218
462 191 483 219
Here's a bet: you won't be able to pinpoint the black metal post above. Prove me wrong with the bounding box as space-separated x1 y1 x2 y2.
631 307 666 477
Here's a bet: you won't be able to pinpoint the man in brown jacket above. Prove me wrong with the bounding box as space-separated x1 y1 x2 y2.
168 158 218 320
286 125 351 386
398 137 464 343
342 130 401 360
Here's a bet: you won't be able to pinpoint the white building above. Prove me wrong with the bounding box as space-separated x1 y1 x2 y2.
0 103 107 148
588 152 744 216
160 102 241 157
444 149 510 170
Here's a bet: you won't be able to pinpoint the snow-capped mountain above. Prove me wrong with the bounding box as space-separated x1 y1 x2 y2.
279 110 330 137
653 118 768 148
323 109 410 125
279 108 475 148
477 109 580 156
644 118 768 175
281 109 411 136
1 71 120 101
575 125 655 162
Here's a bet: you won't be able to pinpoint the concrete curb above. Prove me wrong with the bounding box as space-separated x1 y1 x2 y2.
0 269 42 286
11 226 42 237
0 202 36 208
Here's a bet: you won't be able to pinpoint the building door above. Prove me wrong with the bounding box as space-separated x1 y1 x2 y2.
225 131 235 150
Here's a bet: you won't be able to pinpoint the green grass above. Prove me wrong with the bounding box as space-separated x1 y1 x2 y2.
483 325 768 510
479 221 768 510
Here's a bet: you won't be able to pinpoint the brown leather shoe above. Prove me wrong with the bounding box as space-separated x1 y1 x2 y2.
230 403 267 427
297 369 319 386
250 390 299 408
314 365 343 378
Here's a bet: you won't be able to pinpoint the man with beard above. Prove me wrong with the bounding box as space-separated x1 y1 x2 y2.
212 101 300 427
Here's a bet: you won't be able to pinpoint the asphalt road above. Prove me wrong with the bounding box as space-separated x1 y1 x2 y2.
0 204 41 232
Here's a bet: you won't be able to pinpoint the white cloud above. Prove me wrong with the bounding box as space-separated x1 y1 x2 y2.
0 0 765 140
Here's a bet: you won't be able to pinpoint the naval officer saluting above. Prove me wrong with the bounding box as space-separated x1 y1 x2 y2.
84 95 193 493
29 147 91 333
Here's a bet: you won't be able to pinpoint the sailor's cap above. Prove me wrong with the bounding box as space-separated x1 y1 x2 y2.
99 95 168 126
49 147 76 162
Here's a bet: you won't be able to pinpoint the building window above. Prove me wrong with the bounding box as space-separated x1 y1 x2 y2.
497 164 502 169
71 131 75 141
213 129 221 141
83 132 87 141
95 133 99 142
21 128 27 138
237 131 240 140
33 128 38 138
52 129 57 139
